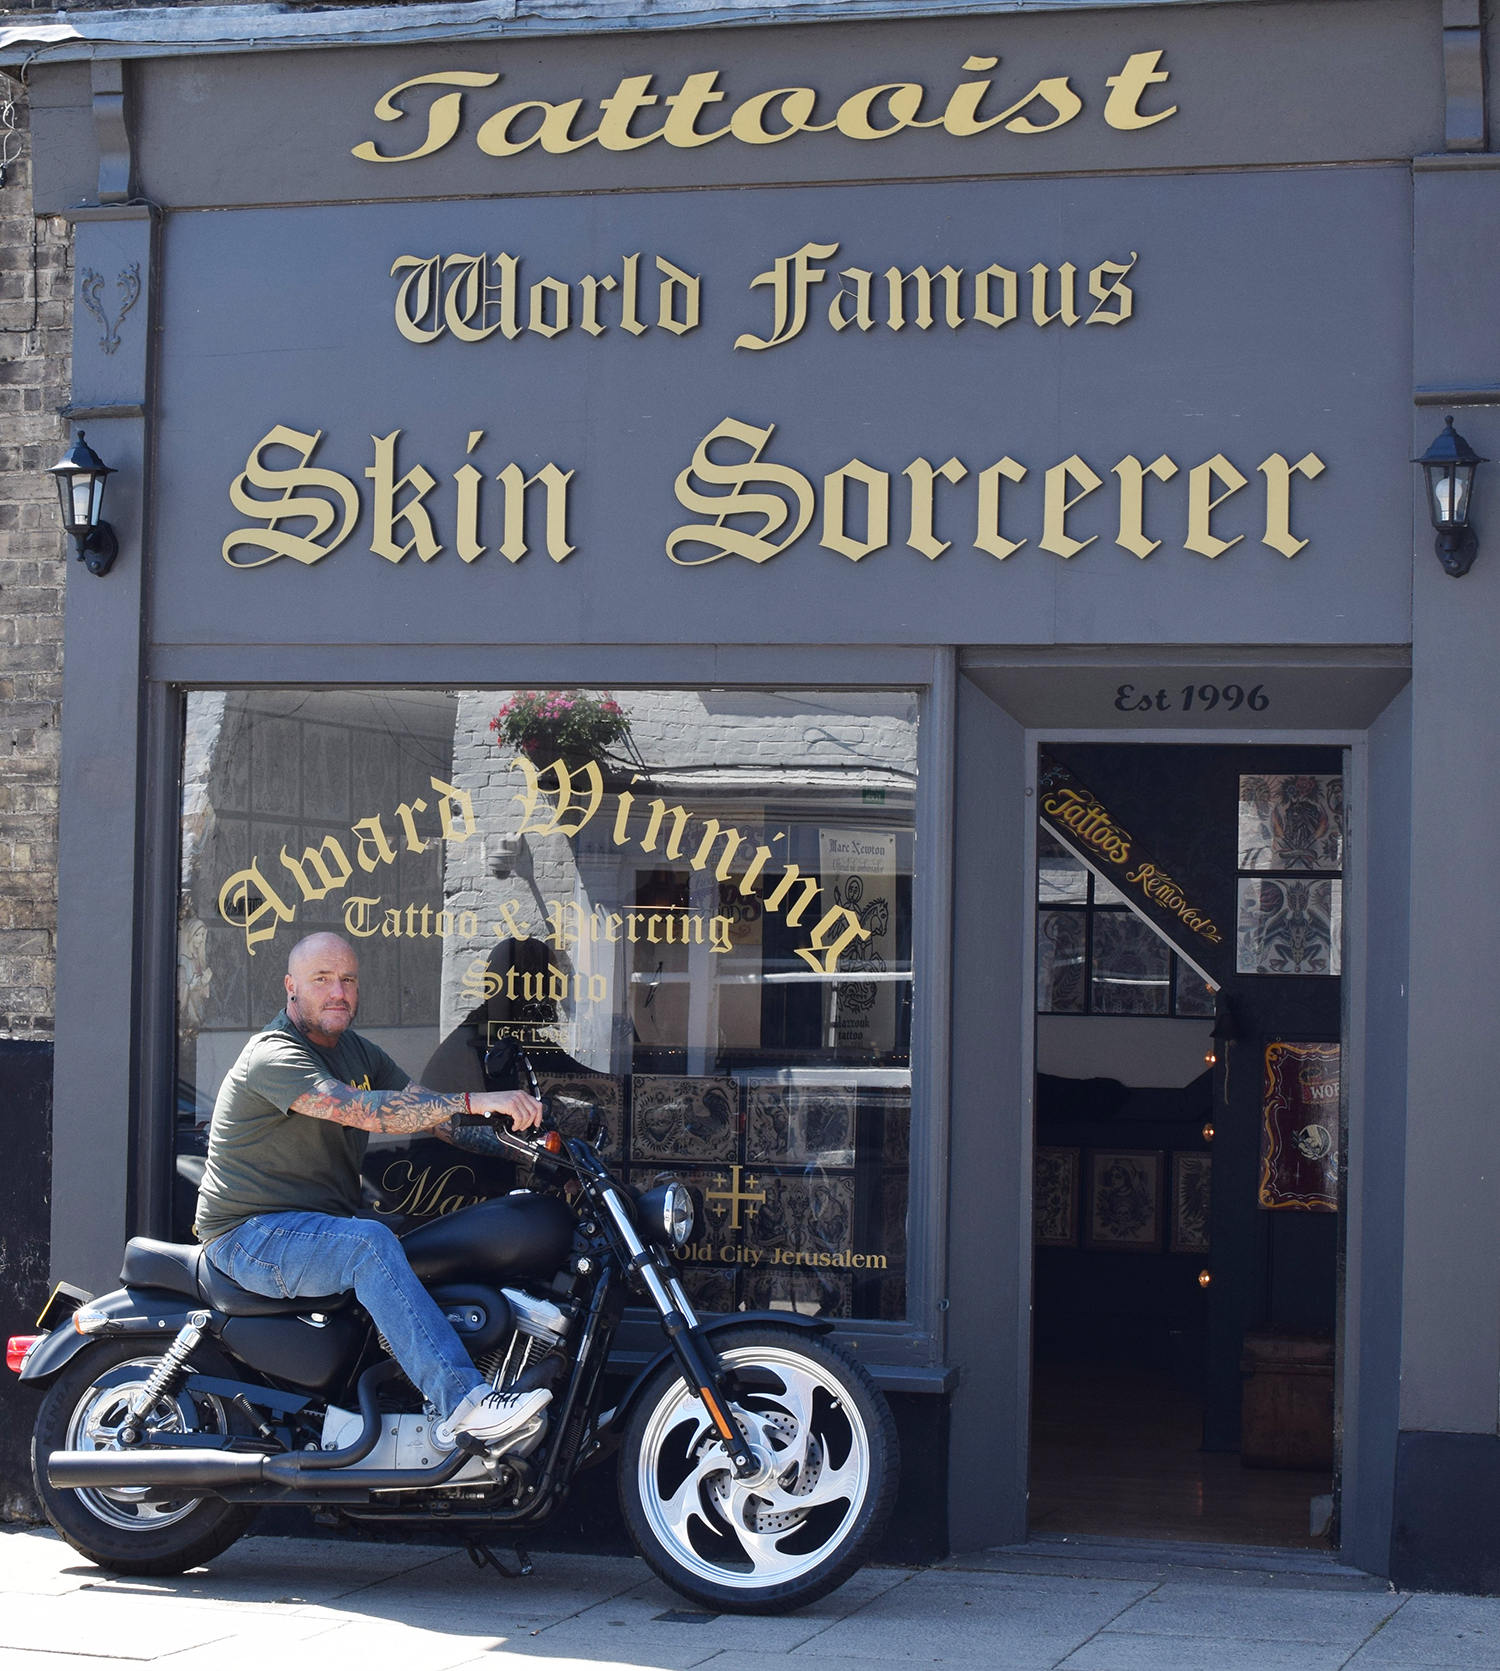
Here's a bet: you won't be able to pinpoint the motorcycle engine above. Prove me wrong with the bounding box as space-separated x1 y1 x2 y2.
474 1286 573 1405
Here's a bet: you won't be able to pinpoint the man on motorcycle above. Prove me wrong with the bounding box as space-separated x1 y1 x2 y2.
194 931 550 1452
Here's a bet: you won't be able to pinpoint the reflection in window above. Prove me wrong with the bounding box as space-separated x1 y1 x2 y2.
176 689 917 1323
1035 828 1213 1018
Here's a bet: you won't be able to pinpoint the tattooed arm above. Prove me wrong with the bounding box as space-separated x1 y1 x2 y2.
432 1116 525 1159
289 1081 542 1135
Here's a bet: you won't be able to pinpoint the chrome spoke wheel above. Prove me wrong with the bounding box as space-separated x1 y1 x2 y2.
634 1343 873 1594
64 1359 227 1533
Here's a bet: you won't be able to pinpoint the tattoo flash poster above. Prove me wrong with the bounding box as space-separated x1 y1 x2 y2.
818 829 897 1052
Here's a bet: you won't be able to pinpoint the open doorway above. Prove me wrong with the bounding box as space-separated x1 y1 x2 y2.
1028 743 1342 1549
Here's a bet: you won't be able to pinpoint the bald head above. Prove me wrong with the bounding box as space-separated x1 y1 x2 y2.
284 933 360 1047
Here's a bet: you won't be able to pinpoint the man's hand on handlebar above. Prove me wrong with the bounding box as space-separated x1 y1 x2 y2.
468 1089 544 1132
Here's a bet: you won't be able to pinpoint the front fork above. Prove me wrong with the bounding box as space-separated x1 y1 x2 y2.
596 1185 758 1479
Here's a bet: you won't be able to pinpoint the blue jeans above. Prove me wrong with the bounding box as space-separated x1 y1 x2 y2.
205 1212 479 1421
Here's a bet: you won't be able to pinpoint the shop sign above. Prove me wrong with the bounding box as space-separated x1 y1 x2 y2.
350 51 1177 168
1038 755 1224 962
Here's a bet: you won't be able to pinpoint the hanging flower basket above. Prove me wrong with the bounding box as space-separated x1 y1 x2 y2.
490 690 634 775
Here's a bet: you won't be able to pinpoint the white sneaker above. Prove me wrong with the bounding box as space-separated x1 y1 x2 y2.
435 1384 552 1451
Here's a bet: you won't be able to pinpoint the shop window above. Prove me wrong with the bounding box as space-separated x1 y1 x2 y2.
174 688 917 1323
1036 829 1215 1018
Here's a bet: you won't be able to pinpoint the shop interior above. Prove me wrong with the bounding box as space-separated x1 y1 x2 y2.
1029 743 1342 1549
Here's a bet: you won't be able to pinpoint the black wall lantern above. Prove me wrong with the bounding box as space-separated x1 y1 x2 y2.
46 432 118 577
1415 416 1487 578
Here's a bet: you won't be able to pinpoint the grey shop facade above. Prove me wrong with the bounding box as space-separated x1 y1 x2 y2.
12 0 1500 1590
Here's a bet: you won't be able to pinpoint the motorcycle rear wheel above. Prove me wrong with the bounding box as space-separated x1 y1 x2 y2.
619 1324 898 1614
32 1337 257 1575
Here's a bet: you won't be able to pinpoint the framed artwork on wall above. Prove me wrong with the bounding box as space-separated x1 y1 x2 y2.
1170 1152 1212 1254
1034 1146 1080 1248
1084 1149 1164 1252
1259 1041 1340 1211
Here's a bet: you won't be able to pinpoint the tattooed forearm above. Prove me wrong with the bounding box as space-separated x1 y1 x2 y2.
290 1081 461 1134
434 1115 521 1159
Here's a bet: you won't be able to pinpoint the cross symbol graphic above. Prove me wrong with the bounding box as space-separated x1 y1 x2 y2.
705 1165 767 1231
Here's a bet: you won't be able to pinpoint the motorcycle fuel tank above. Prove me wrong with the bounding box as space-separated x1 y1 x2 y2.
401 1191 575 1286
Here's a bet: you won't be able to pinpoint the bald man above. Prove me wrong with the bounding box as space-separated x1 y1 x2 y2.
194 932 551 1453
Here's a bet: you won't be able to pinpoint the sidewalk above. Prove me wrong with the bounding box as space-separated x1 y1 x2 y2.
3 1523 1498 1671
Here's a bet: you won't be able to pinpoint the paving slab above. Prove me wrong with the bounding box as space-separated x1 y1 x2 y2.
1101 1581 1404 1645
1345 1592 1500 1668
783 1568 1155 1666
952 1544 1391 1592
516 1566 913 1665
0 1587 330 1660
158 1615 509 1671
1058 1632 1370 1670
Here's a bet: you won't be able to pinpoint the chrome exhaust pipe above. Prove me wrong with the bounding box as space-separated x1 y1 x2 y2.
49 1444 476 1495
48 1449 267 1491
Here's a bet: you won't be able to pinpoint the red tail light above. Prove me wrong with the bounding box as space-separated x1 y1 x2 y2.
6 1335 41 1374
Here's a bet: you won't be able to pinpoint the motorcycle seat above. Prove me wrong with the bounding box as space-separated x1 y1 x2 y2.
120 1238 206 1299
197 1251 352 1318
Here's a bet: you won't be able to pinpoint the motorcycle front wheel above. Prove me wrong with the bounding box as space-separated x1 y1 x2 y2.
32 1337 257 1575
619 1323 899 1614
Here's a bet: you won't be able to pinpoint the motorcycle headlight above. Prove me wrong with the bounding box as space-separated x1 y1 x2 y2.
639 1180 698 1248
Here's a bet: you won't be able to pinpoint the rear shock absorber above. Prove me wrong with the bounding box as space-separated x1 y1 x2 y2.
120 1311 210 1445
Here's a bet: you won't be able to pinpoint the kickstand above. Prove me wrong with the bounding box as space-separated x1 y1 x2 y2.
465 1540 533 1580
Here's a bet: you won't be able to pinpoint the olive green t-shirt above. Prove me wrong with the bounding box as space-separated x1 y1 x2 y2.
194 1010 409 1242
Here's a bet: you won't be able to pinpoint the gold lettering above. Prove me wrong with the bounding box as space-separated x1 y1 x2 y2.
391 255 442 342
905 457 968 560
885 265 964 331
366 430 442 563
352 71 499 163
350 815 398 873
454 431 485 563
728 86 821 145
834 82 933 140
218 860 295 955
595 75 664 151
690 819 748 882
973 264 1018 328
1087 254 1138 324
655 256 700 335
1112 454 1179 559
667 417 815 566
442 253 506 342
996 77 1083 134
432 775 476 842
342 895 380 939
737 242 837 352
640 797 692 860
475 97 596 158
511 757 603 837
1030 262 1079 327
1185 453 1249 558
223 426 360 569
1041 455 1103 558
1259 451 1326 558
1103 50 1177 131
821 458 890 561
661 71 730 147
496 461 575 563
975 457 1027 560
793 905 871 975
279 836 353 902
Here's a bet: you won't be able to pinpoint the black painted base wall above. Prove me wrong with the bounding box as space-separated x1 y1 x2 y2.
0 1039 52 1522
1391 1431 1500 1594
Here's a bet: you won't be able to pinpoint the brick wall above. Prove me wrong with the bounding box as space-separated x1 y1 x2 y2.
0 75 69 1041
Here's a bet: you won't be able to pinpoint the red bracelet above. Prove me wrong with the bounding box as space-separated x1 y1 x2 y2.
464 1091 474 1116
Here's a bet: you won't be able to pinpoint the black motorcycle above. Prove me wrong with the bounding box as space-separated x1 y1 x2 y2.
13 1053 897 1614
